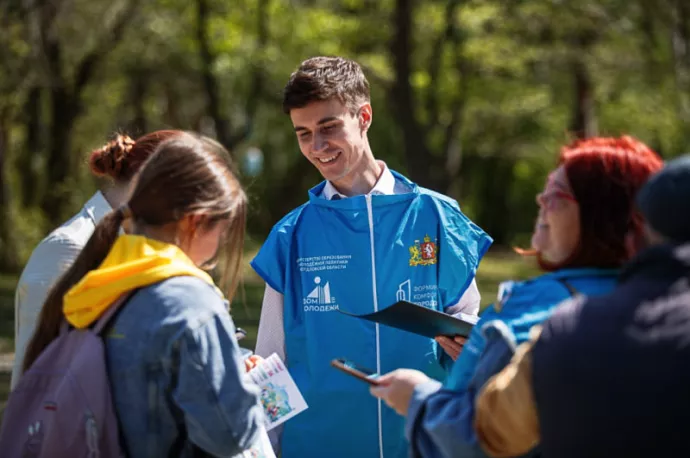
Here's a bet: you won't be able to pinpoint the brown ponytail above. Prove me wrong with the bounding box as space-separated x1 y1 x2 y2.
23 208 126 372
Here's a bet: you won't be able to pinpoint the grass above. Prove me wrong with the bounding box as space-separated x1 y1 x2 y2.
0 247 538 424
474 248 539 310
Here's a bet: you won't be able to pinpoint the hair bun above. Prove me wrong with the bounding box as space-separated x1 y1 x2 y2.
89 134 136 180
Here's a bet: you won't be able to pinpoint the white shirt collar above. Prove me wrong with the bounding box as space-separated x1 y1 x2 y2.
321 161 396 200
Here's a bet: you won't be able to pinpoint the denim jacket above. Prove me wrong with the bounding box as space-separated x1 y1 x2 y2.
104 276 264 457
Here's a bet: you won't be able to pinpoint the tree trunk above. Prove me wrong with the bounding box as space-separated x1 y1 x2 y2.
20 86 43 207
475 155 515 246
196 0 233 151
126 68 148 137
44 84 77 224
390 0 435 189
570 58 597 139
0 110 19 270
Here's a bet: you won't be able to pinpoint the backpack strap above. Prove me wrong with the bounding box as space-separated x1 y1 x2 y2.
92 292 135 336
59 320 70 336
557 278 580 297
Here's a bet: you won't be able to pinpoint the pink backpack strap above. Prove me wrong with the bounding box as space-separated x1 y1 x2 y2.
93 292 135 335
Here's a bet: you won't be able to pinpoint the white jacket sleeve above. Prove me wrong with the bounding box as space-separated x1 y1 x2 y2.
12 235 82 388
254 283 286 453
444 278 481 318
254 284 286 361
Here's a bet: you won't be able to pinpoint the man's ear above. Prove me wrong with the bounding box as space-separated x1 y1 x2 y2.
359 103 373 132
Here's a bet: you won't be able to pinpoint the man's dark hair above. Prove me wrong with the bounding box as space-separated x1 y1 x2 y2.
283 56 370 114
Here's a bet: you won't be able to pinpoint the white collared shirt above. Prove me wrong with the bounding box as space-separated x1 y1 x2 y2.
11 192 112 388
321 161 410 200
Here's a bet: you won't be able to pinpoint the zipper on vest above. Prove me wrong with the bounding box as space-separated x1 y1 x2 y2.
365 194 384 458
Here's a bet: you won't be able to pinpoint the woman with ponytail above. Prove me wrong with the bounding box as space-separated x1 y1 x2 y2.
12 130 184 387
23 133 265 457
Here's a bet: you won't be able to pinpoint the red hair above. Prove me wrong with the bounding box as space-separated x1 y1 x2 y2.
89 130 184 182
538 135 663 271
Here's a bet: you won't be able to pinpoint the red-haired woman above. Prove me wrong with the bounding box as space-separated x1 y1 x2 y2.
369 136 663 458
12 130 183 388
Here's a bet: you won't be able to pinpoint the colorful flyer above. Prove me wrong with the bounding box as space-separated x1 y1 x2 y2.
248 353 308 431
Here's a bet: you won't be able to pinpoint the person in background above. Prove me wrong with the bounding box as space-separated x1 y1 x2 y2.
475 154 690 458
370 136 663 457
22 133 265 457
12 130 184 388
251 56 492 458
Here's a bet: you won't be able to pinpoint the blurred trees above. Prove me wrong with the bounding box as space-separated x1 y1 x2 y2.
0 0 688 269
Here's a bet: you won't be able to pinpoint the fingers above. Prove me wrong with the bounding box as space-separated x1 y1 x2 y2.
369 372 395 398
370 384 386 398
369 384 399 414
454 336 468 345
436 336 462 352
244 355 262 372
435 336 463 361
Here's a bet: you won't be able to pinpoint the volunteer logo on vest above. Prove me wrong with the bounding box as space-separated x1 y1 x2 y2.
303 276 339 312
396 279 411 301
396 279 439 309
409 235 438 266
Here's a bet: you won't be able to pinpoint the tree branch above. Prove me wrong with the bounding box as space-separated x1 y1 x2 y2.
35 0 64 87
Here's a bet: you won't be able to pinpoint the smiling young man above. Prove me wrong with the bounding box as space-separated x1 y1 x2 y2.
250 56 492 458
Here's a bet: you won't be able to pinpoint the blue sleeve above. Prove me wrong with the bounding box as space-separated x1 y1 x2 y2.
436 200 492 308
250 223 291 295
405 320 518 458
443 305 503 390
173 313 265 456
437 310 485 376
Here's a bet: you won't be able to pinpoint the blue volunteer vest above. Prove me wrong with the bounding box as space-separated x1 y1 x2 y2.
251 172 492 458
446 268 619 392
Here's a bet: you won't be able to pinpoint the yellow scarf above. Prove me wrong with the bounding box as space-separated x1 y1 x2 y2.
64 235 220 328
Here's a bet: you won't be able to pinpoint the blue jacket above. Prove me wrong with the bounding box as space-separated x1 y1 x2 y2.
105 276 265 458
406 268 619 458
251 172 492 458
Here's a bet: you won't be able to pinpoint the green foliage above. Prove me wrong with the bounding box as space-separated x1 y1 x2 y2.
0 0 688 266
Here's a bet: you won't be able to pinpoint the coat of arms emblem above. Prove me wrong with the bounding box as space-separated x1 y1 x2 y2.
409 235 438 266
